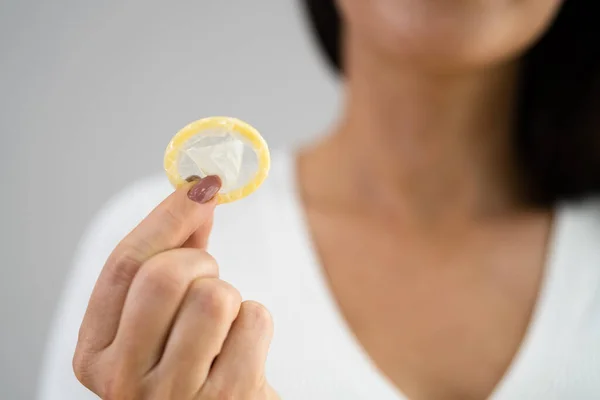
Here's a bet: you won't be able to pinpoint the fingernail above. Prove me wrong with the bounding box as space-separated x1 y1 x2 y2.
185 175 201 183
187 175 222 204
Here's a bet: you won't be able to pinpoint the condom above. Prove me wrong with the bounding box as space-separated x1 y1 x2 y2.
164 117 270 204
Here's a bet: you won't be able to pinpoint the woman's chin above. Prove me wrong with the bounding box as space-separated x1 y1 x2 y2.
341 0 564 72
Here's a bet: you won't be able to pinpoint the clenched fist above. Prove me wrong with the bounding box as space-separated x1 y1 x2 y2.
73 176 279 399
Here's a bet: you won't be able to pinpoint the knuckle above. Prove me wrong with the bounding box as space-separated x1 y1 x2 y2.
195 250 219 273
72 351 140 400
180 248 219 275
104 246 143 288
136 257 186 298
240 301 273 332
189 279 241 321
72 348 95 387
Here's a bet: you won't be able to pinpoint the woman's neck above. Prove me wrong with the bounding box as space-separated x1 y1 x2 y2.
301 35 526 226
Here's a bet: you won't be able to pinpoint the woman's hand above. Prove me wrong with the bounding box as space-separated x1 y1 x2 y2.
73 177 278 399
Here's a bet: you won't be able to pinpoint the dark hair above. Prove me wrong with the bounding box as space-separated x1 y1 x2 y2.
301 0 600 207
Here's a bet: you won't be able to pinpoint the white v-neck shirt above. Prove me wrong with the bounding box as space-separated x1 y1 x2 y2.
38 150 600 400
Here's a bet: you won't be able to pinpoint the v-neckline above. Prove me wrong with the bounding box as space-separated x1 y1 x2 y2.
281 149 566 399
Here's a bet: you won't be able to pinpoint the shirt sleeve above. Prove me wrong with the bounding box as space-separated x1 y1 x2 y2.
35 177 168 400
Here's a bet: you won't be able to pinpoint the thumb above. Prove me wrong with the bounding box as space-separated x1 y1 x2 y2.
182 175 221 249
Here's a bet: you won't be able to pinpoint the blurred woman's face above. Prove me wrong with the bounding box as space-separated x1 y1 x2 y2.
336 0 564 70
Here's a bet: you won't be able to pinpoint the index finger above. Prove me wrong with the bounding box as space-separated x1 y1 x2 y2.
79 175 222 352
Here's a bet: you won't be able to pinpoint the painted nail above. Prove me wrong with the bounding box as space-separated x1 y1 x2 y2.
187 175 222 204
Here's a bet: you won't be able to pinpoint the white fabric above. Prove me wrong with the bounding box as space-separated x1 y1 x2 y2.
37 150 600 399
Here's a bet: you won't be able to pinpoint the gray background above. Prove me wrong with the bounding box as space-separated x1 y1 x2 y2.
0 1 340 398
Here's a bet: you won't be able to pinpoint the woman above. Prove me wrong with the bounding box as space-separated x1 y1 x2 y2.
39 1 600 399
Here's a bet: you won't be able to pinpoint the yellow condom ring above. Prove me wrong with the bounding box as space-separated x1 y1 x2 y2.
164 116 270 204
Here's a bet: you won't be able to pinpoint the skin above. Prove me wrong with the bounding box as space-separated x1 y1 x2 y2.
73 182 279 399
75 1 565 399
297 0 563 399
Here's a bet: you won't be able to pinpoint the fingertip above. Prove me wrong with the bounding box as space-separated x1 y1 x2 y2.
239 301 274 337
187 176 222 204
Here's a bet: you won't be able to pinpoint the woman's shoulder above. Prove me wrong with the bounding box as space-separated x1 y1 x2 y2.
557 196 600 255
549 196 600 281
541 196 600 337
